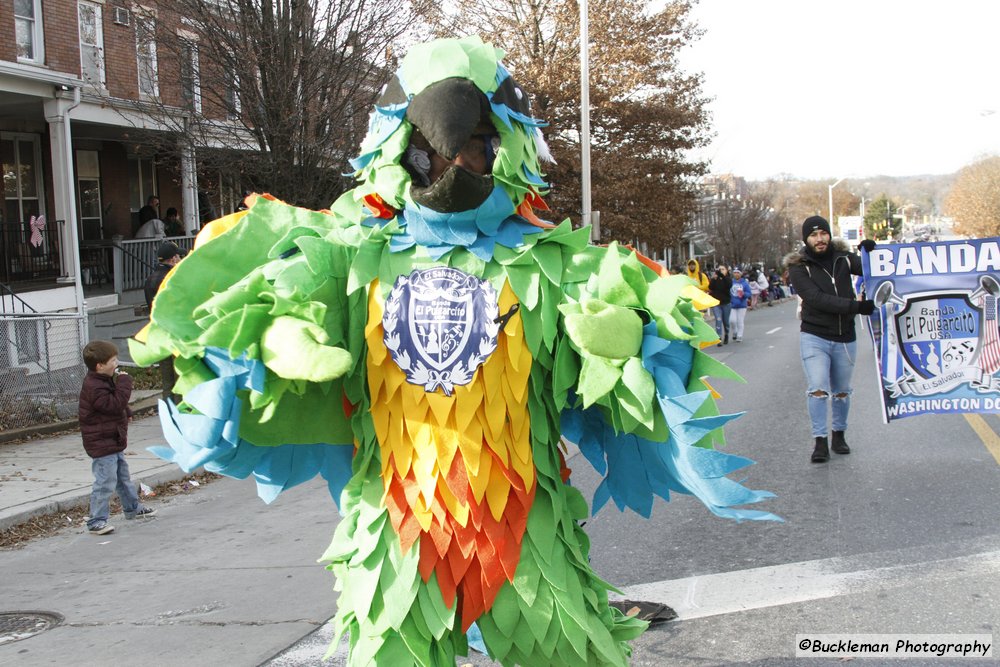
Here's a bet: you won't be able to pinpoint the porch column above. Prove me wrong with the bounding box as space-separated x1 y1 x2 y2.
43 87 84 314
180 141 198 234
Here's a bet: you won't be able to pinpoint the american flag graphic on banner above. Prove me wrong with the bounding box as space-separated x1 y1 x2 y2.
978 294 1000 374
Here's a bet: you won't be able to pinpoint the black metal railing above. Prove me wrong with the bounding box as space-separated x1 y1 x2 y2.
0 220 65 284
0 281 40 315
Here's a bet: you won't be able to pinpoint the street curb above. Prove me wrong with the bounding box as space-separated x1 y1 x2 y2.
0 463 195 533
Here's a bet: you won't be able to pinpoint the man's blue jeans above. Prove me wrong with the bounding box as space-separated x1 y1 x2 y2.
711 303 731 338
800 333 856 437
88 452 140 528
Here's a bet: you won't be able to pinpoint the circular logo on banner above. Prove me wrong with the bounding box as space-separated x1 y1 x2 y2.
383 267 500 395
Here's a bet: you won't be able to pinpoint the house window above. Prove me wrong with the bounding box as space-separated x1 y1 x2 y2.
78 1 106 85
1 133 44 225
135 11 158 97
127 156 156 227
14 0 44 63
226 69 241 120
180 39 202 113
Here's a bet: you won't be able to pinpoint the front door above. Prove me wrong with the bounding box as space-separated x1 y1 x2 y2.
76 150 103 240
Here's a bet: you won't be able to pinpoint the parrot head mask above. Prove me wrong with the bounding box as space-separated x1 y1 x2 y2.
350 36 553 259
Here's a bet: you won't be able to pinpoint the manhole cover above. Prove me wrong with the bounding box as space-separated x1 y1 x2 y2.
0 611 64 645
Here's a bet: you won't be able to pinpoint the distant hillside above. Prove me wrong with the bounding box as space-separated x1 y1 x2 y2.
847 174 956 214
751 173 957 216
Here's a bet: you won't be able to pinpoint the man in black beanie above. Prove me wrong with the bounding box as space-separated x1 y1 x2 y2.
143 241 185 401
784 216 876 463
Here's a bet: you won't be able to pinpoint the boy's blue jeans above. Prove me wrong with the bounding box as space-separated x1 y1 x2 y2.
88 452 141 528
799 333 856 437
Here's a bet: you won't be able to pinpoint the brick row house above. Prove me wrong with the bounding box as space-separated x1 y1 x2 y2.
0 0 252 393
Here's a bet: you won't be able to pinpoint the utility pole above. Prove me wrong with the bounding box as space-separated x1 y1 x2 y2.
580 0 594 242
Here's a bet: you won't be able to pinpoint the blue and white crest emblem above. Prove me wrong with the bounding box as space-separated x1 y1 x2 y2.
874 276 1000 397
895 294 981 379
382 267 500 395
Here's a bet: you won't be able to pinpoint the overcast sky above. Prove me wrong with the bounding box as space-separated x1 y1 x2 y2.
678 0 1000 181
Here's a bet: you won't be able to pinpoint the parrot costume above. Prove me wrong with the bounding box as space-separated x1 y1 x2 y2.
132 36 779 666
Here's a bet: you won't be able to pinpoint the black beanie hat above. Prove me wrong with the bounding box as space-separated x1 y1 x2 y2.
157 241 182 261
802 215 831 242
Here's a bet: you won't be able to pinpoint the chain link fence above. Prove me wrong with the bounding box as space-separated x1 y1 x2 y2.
0 314 87 433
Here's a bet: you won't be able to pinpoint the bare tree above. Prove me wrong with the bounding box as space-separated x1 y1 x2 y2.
711 183 795 268
109 0 428 210
420 0 712 250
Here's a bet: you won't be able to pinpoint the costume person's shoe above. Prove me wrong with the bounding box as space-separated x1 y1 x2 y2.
831 430 851 455
811 436 830 463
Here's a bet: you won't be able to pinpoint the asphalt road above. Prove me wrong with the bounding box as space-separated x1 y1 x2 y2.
4 298 999 666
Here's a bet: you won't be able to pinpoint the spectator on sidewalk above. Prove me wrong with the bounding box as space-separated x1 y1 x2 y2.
708 265 733 346
748 268 761 309
756 268 771 305
685 258 710 294
144 241 184 401
768 267 785 301
80 340 157 535
729 267 751 342
785 215 875 463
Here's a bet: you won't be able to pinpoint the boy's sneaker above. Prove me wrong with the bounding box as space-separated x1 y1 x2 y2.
126 507 157 520
88 522 115 535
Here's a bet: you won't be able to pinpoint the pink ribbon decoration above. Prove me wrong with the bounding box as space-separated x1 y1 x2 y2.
29 215 46 248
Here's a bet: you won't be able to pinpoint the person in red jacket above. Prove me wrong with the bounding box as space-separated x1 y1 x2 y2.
79 340 156 535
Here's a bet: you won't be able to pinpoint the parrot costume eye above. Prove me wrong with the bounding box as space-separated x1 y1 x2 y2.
491 75 530 116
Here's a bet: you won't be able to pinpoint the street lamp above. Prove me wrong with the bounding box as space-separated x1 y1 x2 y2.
828 177 845 228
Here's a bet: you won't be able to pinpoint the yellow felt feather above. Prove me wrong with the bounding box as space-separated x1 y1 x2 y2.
366 281 535 534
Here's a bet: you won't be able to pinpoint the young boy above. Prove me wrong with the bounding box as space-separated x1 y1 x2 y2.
80 340 156 535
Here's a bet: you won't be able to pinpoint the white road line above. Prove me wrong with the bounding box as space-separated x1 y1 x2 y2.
766 327 782 334
273 539 1000 664
618 548 1000 621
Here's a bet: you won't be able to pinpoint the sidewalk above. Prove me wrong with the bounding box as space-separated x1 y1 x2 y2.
0 391 190 532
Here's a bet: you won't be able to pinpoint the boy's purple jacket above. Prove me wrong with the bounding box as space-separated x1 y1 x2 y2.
79 371 133 458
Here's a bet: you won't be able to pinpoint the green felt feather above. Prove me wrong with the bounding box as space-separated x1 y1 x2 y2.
471 367 645 665
596 243 642 308
400 36 500 99
560 299 643 359
322 425 470 666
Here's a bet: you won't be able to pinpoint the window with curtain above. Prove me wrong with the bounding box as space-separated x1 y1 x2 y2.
78 1 106 85
135 12 158 97
14 0 44 63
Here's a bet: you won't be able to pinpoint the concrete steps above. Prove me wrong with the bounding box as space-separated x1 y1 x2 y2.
87 302 149 363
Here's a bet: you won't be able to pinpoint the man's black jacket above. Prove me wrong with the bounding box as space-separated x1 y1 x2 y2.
785 238 865 342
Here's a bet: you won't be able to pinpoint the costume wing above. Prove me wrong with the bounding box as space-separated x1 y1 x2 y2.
130 195 380 505
494 228 781 522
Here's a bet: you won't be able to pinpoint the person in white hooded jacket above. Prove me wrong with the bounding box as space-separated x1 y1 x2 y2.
755 268 770 306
